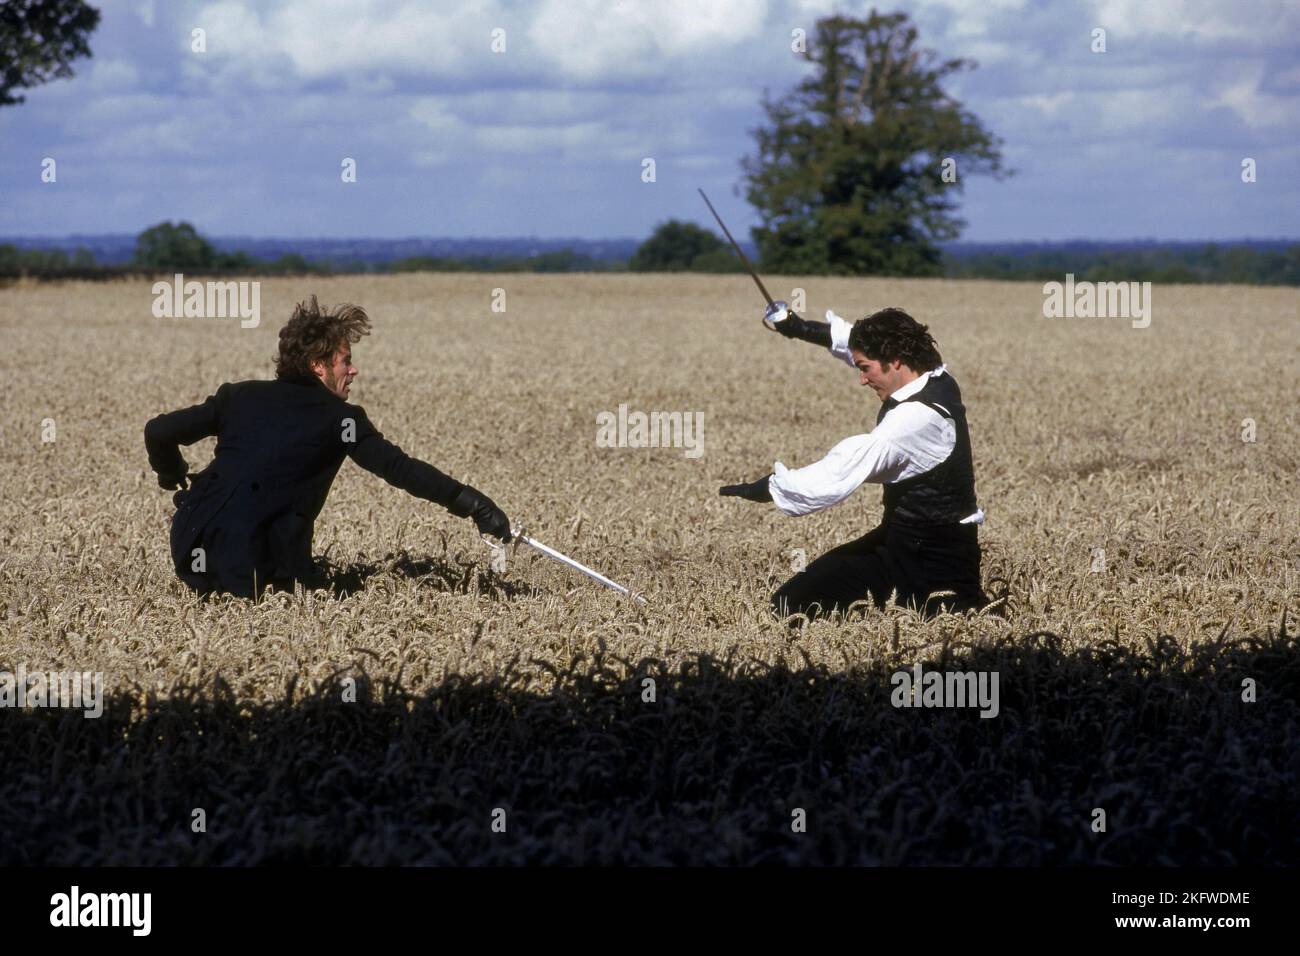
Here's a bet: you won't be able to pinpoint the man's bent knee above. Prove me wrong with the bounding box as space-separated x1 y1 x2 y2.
771 587 869 622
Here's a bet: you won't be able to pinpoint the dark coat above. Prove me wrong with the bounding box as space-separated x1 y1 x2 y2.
144 375 465 597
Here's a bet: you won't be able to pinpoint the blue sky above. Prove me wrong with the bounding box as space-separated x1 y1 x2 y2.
2 0 1297 241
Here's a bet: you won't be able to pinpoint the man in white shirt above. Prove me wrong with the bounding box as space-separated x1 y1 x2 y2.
720 305 989 620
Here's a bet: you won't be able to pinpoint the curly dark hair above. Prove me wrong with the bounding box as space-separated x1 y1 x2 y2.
275 295 371 380
847 307 943 371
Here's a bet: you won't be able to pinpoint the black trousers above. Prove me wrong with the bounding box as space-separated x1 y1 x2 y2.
772 519 987 620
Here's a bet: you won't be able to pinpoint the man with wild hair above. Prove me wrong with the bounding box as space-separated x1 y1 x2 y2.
145 295 511 598
721 304 989 620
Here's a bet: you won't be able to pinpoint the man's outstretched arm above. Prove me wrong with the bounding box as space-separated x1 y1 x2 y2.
144 384 229 489
764 303 858 369
345 409 511 541
721 430 910 517
726 403 953 515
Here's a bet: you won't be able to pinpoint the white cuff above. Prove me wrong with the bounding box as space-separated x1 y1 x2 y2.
828 309 857 368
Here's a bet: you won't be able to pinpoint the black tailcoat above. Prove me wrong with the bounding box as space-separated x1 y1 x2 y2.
145 375 464 597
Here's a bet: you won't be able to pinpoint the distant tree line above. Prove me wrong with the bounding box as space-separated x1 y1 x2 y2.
0 223 340 278
0 222 628 278
944 243 1300 285
2 221 1297 286
387 249 625 273
0 244 96 272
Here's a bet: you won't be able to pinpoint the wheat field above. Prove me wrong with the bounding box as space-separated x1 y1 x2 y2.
0 274 1296 864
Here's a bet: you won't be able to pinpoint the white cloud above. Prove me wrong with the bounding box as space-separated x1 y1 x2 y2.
190 1 277 57
1211 68 1300 130
476 121 607 153
67 92 174 125
191 0 491 82
1020 91 1073 116
186 0 777 86
1091 0 1300 43
405 86 735 161
922 0 1030 40
93 113 241 159
411 150 452 168
410 100 649 161
526 0 769 79
409 98 467 134
787 0 839 17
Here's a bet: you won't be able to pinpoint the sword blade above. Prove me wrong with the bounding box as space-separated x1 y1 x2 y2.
518 533 647 604
697 187 775 307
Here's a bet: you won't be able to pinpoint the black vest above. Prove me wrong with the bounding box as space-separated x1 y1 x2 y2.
876 371 979 527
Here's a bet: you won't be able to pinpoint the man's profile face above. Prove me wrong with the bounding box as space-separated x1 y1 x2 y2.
312 342 357 399
850 349 909 401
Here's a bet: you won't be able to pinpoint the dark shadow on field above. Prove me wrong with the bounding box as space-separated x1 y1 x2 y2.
297 550 536 601
1 617 1296 865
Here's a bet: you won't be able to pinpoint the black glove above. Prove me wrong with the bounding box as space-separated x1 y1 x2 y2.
449 485 512 542
764 301 832 348
719 476 773 503
157 466 189 491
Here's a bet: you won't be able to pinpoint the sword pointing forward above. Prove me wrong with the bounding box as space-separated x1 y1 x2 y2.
484 529 647 604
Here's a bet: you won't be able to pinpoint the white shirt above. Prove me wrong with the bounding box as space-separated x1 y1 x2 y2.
768 310 985 524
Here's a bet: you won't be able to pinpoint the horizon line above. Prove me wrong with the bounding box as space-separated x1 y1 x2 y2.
3 234 1298 245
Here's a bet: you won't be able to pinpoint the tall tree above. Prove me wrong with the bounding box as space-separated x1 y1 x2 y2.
742 10 1008 276
0 0 100 108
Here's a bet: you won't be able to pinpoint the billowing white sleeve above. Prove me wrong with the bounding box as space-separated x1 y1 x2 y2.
770 431 910 516
827 310 858 369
